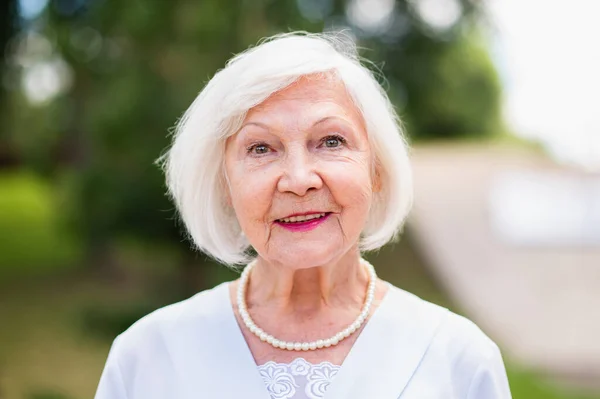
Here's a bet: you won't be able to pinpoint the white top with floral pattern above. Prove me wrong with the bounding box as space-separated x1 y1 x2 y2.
257 358 341 399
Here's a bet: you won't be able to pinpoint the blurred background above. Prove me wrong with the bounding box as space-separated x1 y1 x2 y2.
0 0 598 398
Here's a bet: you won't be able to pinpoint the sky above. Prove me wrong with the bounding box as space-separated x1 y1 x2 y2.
488 0 600 170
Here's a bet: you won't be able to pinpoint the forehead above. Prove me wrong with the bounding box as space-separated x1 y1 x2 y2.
244 75 364 126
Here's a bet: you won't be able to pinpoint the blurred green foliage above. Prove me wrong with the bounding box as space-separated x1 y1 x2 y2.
27 391 75 399
0 171 81 277
397 32 503 138
507 368 600 399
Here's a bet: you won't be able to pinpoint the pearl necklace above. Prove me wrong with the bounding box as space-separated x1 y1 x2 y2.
237 258 377 351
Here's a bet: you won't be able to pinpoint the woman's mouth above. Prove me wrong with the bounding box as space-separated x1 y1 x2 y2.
274 212 331 232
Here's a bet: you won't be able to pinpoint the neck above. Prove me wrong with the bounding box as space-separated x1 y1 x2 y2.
245 249 369 315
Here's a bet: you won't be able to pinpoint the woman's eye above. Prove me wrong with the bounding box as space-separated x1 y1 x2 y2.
322 135 345 148
248 144 270 155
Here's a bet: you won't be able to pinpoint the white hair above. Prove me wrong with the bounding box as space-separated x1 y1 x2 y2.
158 32 413 265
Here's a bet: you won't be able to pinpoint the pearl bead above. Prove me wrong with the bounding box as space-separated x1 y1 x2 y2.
237 258 377 351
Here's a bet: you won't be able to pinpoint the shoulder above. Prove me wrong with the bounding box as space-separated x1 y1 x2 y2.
385 283 504 369
96 282 234 398
383 283 511 397
111 282 230 359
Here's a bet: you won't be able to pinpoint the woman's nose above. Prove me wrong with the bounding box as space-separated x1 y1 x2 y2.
276 149 323 196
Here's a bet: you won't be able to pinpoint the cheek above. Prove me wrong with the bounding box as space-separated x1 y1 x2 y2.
227 167 274 226
322 159 373 211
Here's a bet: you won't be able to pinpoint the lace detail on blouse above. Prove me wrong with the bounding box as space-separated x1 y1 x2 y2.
257 358 341 399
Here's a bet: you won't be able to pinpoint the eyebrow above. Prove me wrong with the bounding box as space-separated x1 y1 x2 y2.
239 121 270 131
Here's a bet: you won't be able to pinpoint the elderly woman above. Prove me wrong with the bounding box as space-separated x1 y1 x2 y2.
95 33 511 399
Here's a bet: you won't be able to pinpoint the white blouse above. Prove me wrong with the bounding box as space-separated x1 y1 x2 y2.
95 281 512 399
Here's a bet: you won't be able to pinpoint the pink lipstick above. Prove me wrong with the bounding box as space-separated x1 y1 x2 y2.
274 212 331 232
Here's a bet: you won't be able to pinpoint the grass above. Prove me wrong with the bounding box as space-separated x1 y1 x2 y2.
0 171 82 280
0 271 151 399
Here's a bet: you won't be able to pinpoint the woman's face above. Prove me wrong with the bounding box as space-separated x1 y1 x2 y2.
224 76 376 268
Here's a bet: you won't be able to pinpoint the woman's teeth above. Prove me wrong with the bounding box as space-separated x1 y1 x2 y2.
278 213 326 223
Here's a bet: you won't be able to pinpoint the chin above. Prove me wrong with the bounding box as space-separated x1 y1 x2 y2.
267 242 344 270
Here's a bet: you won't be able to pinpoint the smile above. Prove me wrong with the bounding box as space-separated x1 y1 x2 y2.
277 213 327 223
274 212 331 232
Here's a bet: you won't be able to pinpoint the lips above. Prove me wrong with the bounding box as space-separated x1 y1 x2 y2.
274 212 332 232
276 213 328 223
